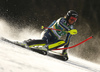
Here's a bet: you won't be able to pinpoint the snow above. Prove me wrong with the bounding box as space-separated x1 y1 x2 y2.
0 19 100 72
0 39 100 72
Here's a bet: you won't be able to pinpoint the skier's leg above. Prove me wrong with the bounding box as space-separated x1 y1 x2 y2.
24 39 47 46
61 43 69 60
47 40 65 50
41 29 59 51
62 44 69 57
23 39 47 48
61 33 72 59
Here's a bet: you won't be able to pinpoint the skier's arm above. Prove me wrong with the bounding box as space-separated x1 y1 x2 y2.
57 17 70 31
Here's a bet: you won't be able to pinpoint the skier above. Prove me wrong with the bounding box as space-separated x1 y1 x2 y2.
24 10 78 59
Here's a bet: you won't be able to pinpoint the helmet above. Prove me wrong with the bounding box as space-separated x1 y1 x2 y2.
66 10 78 24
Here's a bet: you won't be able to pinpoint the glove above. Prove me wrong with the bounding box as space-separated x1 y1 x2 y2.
65 29 77 35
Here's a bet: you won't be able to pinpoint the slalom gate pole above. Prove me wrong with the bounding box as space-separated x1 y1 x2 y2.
41 26 93 50
53 36 93 50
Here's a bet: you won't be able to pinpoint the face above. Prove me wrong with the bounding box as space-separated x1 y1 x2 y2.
68 16 77 25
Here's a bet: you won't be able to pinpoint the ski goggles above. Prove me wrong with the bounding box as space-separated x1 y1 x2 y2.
69 16 77 22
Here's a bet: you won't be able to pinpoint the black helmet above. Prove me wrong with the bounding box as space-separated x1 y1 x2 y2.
66 10 78 23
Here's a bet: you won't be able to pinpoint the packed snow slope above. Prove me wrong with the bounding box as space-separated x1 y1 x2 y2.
0 19 100 72
0 38 100 72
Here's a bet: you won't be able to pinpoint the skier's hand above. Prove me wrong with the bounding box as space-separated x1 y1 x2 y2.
65 29 77 35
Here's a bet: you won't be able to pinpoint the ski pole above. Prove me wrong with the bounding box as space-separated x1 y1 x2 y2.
41 26 77 35
41 26 61 31
53 36 93 50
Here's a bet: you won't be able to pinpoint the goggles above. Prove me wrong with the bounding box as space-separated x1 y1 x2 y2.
69 16 77 22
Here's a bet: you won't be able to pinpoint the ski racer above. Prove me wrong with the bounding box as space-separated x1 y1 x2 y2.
24 10 78 59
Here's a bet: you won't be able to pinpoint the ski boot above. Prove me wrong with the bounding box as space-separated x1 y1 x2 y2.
23 39 32 48
61 52 69 61
40 45 48 55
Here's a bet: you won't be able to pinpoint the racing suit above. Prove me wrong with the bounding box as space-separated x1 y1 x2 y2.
42 17 74 55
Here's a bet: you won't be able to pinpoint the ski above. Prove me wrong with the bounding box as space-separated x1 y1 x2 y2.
1 37 68 61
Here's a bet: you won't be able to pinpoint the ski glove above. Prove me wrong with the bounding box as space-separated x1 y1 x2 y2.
65 29 77 35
